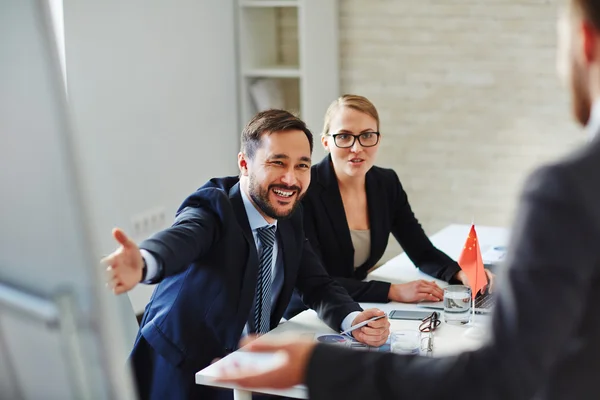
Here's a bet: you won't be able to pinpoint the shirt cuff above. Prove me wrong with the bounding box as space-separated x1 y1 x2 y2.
341 311 361 332
140 249 159 283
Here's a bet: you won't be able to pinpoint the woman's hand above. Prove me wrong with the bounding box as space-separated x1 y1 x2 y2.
388 280 444 302
455 269 496 293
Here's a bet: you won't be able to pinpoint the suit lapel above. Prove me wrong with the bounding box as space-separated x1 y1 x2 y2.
363 170 386 269
229 183 254 245
228 184 260 322
316 156 385 272
316 157 355 269
270 220 297 325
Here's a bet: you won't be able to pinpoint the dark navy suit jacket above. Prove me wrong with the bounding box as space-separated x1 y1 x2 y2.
285 156 460 318
130 177 361 400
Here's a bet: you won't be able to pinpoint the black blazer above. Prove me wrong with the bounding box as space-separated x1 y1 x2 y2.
130 177 361 400
306 137 600 400
285 155 460 319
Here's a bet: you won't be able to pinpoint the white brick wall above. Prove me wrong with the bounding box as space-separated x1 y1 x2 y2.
281 1 585 263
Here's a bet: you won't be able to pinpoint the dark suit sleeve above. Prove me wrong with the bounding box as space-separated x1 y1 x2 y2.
327 276 391 303
294 239 363 331
302 197 391 303
389 170 461 282
139 189 223 279
306 165 599 400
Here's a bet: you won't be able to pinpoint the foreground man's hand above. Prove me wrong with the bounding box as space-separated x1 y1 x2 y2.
216 337 316 389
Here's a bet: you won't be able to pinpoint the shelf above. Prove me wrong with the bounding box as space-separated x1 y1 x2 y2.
243 66 301 78
239 0 299 8
236 0 338 163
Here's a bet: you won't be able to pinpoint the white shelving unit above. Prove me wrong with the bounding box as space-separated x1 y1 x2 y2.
236 0 339 160
243 65 301 78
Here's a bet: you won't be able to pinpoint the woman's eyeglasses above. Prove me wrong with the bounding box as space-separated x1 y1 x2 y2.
329 132 380 148
419 311 441 333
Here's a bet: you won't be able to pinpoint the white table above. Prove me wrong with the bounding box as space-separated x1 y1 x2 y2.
368 224 509 285
195 224 509 399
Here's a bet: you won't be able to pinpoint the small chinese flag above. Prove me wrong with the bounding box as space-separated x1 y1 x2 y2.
458 225 488 298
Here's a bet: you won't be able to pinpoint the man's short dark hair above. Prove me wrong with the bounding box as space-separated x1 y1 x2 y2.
572 0 600 30
240 109 313 160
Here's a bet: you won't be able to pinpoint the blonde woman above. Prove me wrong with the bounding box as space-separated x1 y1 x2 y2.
285 95 490 318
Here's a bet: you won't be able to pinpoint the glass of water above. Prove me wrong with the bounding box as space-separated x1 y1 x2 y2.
443 285 472 325
390 330 420 354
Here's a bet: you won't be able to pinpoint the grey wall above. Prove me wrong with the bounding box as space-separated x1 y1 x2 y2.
63 0 239 312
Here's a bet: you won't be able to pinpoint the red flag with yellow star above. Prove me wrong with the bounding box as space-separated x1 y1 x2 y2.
458 225 488 298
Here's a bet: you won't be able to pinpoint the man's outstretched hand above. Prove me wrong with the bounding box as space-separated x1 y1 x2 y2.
101 228 144 294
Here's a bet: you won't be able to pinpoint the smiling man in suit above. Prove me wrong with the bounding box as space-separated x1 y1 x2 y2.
102 109 390 400
216 1 600 399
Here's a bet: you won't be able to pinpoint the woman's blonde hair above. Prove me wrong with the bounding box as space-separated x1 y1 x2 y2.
322 94 380 136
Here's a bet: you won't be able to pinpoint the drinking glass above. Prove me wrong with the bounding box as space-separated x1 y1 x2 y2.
443 285 472 325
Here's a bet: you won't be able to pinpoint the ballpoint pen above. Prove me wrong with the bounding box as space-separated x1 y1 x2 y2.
340 314 386 337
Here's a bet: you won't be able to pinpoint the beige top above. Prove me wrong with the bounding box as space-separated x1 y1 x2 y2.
350 229 371 269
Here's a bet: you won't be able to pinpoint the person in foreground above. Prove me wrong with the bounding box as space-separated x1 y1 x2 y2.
217 2 600 399
102 110 389 400
285 95 493 319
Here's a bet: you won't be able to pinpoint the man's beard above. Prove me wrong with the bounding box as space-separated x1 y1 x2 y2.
248 174 302 220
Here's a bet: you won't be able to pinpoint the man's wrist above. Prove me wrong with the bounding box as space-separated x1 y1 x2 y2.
341 311 361 332
140 257 148 282
139 249 162 284
388 283 395 300
454 270 464 282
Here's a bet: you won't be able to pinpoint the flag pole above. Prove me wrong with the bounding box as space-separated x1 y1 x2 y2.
465 219 484 339
471 215 479 324
471 283 476 324
471 216 476 324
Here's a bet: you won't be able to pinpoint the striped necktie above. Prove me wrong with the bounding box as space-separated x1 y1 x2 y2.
254 225 276 334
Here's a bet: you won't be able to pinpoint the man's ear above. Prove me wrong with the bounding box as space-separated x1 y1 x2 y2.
581 20 598 64
238 152 250 176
